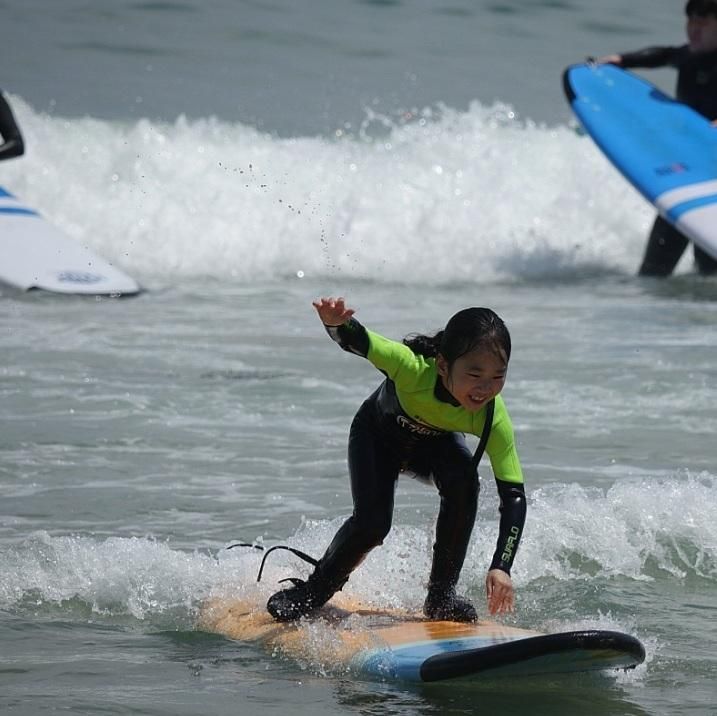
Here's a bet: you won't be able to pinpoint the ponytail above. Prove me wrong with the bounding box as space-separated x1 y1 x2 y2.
403 330 444 358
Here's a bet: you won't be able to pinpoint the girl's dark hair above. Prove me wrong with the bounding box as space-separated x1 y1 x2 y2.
686 0 717 17
404 307 511 366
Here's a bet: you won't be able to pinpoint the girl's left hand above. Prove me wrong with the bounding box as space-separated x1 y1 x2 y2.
486 569 515 615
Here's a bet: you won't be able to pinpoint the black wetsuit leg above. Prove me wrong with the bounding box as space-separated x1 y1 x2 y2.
412 434 478 589
0 92 24 161
317 407 479 591
638 216 689 277
694 244 717 276
314 398 401 587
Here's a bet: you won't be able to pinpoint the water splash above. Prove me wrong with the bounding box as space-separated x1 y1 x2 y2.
1 474 713 625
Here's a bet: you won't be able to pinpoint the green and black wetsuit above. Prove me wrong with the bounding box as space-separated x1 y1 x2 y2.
618 46 717 276
313 317 526 595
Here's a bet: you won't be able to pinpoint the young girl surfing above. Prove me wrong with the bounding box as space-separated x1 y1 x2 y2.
267 297 527 622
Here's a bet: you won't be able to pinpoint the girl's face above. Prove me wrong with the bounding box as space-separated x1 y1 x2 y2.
687 14 717 53
437 347 508 412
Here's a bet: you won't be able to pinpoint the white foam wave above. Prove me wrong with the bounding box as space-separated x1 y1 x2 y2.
0 475 713 625
3 96 652 285
512 472 717 583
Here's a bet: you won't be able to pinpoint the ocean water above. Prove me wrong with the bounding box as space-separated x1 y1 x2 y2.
1 1 716 715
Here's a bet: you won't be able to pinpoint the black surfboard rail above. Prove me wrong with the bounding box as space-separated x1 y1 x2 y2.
419 630 646 682
562 63 580 103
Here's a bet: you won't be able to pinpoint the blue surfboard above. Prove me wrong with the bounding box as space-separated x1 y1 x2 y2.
563 63 717 261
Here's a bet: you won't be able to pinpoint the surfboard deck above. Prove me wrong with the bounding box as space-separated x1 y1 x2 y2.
563 63 717 261
199 597 645 683
0 186 140 295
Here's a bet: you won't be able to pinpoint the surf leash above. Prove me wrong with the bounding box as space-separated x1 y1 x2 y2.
255 545 319 584
225 542 320 584
226 541 265 551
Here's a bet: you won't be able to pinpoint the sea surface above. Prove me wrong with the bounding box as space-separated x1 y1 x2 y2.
1 1 716 715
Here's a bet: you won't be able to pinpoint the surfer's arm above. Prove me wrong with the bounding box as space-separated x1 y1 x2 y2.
0 92 24 161
315 297 427 386
323 318 425 383
324 317 370 357
482 401 525 574
484 477 525 615
489 479 526 575
617 45 682 69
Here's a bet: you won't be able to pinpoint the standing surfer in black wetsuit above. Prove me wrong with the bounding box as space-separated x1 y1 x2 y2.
0 90 24 161
598 0 717 277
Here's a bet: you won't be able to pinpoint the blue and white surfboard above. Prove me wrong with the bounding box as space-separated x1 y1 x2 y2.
563 63 717 261
200 597 646 683
0 185 140 295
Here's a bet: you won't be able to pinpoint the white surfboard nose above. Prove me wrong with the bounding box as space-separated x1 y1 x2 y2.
0 187 141 296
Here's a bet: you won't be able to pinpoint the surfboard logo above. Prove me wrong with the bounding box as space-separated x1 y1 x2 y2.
56 271 105 284
655 162 689 176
